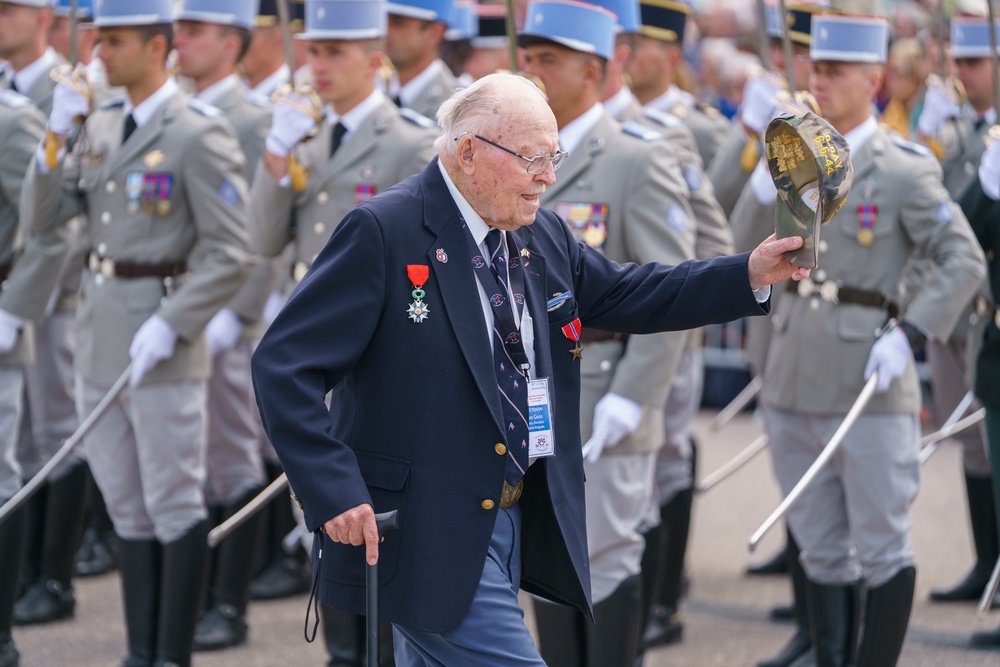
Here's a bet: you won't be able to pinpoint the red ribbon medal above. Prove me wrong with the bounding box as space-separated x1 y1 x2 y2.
406 265 430 323
561 317 583 360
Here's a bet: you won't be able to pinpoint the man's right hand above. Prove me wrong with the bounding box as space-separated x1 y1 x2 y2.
264 90 320 158
917 76 962 138
323 503 380 566
49 70 91 138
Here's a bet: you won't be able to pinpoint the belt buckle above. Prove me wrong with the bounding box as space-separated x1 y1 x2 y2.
976 296 992 318
293 262 309 283
500 479 523 509
100 257 115 278
819 281 839 304
797 277 814 298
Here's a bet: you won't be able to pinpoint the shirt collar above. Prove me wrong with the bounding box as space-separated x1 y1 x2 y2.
437 158 492 248
11 47 60 94
327 89 385 135
646 85 691 113
603 86 633 120
558 103 604 155
843 115 878 154
123 78 179 128
249 64 290 98
195 74 241 106
390 59 445 107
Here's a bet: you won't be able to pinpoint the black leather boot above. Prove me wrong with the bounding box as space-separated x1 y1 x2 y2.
13 462 87 625
154 520 210 667
117 538 161 667
804 578 859 667
322 604 364 666
969 623 1000 647
533 598 584 667
194 488 264 651
854 566 915 667
642 486 693 648
0 501 25 667
17 483 47 599
248 473 310 601
931 475 998 602
634 519 664 666
748 545 790 576
74 467 118 578
586 574 642 667
758 529 812 667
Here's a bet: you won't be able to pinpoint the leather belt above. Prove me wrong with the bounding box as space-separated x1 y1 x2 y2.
975 295 1000 329
0 260 10 283
578 328 628 344
500 479 523 509
786 279 899 318
87 252 187 279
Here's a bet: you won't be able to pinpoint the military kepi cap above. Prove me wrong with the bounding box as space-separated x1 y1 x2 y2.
93 0 173 26
386 0 453 22
637 0 689 44
471 5 507 49
3 0 54 7
766 3 828 46
951 17 1000 60
445 1 475 41
256 0 306 30
55 0 93 18
519 0 617 62
765 112 853 269
810 13 888 64
589 0 640 35
298 0 386 40
177 0 255 30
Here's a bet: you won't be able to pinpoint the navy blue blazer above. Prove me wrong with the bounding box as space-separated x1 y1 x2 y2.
251 158 767 633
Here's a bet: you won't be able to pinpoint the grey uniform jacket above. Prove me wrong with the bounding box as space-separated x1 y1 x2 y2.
398 63 456 123
250 97 438 270
646 94 730 167
943 115 990 198
0 92 48 366
26 92 254 386
707 125 756 218
541 111 696 455
762 127 986 415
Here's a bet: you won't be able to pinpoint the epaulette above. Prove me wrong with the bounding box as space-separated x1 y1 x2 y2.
0 89 32 109
698 102 722 119
621 121 663 142
399 107 435 129
189 97 223 117
890 134 932 158
99 97 126 110
643 107 683 129
669 103 688 119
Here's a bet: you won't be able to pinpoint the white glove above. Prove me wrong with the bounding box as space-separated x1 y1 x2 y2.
584 393 644 463
265 91 319 157
980 131 1000 201
918 77 962 138
262 290 285 327
205 308 242 357
128 315 178 388
863 327 912 394
48 72 91 137
0 308 24 355
741 71 786 135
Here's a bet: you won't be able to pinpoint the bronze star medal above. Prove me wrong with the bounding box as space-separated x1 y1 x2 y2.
561 318 584 360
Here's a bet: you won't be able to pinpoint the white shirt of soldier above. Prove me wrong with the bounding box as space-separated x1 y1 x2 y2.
194 73 241 106
388 58 448 108
123 77 179 128
645 84 696 114
8 46 61 92
602 86 634 121
247 63 291 99
327 88 386 141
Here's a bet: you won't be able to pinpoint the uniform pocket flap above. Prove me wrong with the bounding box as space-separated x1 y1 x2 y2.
356 450 410 492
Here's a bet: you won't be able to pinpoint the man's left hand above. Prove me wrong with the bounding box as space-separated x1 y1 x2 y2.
585 393 643 463
747 234 812 291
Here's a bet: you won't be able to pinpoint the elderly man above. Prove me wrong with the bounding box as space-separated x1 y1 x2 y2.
251 70 809 666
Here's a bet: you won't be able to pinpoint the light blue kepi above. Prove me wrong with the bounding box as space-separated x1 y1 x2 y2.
55 0 93 18
951 16 1000 59
93 0 173 26
299 0 386 40
519 0 617 61
176 0 256 30
587 0 639 35
810 13 888 63
386 0 452 22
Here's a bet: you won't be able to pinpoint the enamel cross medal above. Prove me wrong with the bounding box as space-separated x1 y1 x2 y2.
406 264 430 323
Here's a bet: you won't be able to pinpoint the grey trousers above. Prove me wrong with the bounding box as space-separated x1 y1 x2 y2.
765 406 920 587
0 366 24 499
926 337 990 477
77 376 208 543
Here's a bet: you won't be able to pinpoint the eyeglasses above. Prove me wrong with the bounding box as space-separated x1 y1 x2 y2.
456 132 567 175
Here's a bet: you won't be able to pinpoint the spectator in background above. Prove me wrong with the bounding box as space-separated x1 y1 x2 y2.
883 37 925 138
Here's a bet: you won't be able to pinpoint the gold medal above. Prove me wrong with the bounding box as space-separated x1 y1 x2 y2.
157 200 171 216
856 228 874 247
142 201 154 215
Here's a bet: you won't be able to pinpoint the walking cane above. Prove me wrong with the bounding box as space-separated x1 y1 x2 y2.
369 510 400 667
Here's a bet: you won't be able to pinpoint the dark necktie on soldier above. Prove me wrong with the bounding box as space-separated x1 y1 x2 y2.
392 94 402 108
329 121 347 157
123 113 137 143
8 79 17 93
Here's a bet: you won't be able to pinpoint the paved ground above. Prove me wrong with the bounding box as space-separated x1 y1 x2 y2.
12 410 1000 666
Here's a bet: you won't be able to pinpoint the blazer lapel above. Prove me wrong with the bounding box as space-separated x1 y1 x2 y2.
513 227 553 383
107 94 177 173
327 102 389 174
421 161 505 432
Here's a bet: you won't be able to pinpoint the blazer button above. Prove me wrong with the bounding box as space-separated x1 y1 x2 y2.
481 499 495 510
495 443 507 455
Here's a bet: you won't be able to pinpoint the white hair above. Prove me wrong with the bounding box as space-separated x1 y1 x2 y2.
434 73 548 156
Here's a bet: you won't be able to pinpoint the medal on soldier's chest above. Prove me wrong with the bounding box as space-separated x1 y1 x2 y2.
856 203 877 247
406 264 430 323
561 318 584 360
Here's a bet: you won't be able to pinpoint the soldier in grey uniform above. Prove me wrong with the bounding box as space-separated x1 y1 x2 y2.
516 2 701 664
23 0 254 664
0 86 49 667
242 0 307 102
385 0 456 121
625 0 729 167
914 16 999 609
593 0 735 649
0 0 91 630
172 0 273 652
761 14 986 667
251 0 437 662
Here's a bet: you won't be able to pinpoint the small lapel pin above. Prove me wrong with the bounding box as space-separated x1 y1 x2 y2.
436 248 448 263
